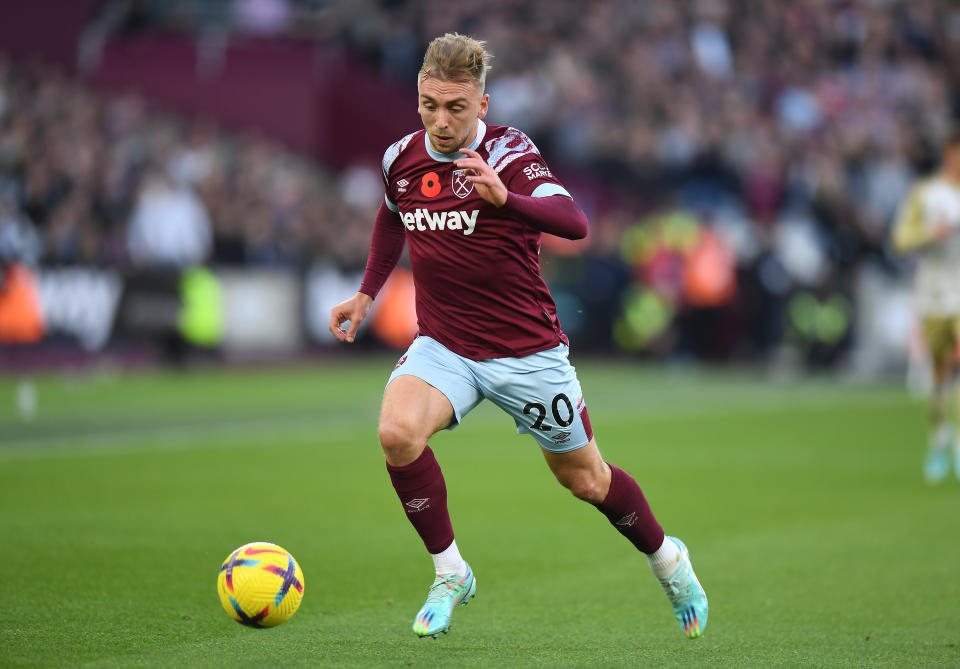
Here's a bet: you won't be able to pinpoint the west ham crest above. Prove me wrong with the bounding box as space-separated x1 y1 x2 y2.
452 169 474 199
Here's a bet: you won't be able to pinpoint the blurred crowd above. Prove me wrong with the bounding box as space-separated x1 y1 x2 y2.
0 58 376 271
3 0 959 361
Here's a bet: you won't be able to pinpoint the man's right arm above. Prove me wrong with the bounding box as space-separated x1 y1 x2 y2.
359 202 407 299
329 202 406 343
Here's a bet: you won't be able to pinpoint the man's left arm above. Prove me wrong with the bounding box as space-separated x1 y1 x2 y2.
455 148 588 240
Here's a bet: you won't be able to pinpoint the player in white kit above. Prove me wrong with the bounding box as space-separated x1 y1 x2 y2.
892 130 960 483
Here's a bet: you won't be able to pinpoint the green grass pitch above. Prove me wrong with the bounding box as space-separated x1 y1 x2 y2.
1 358 958 667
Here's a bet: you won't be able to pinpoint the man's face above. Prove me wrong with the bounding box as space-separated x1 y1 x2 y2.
418 76 488 154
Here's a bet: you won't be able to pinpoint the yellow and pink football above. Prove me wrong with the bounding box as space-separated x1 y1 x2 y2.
217 542 304 628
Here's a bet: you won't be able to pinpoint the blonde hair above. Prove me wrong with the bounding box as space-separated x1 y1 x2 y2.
419 33 493 93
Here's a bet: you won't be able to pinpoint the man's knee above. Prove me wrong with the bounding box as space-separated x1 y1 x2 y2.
558 468 607 504
378 416 424 463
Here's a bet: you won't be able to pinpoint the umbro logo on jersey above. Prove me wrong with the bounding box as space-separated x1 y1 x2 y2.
401 208 478 235
615 512 637 527
405 498 430 512
396 179 409 193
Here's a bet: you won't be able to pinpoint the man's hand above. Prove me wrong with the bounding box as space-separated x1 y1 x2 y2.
329 292 373 343
454 148 508 207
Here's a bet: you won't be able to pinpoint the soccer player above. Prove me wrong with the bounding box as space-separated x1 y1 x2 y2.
892 129 960 483
329 33 708 639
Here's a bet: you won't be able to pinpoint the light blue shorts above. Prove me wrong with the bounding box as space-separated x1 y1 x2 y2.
386 335 593 453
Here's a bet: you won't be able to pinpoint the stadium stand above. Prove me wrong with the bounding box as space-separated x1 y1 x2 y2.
1 0 957 364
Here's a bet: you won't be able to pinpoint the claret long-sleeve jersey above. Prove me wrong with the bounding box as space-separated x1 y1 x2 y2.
359 119 589 360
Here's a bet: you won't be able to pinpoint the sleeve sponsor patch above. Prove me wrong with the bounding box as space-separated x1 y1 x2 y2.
522 163 554 181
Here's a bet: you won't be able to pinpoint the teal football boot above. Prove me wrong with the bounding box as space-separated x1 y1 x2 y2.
925 425 953 484
657 537 708 638
412 565 476 638
924 448 950 484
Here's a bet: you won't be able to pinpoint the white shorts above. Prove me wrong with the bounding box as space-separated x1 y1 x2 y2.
386 335 593 453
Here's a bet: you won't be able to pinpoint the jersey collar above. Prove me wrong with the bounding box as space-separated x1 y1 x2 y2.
424 119 486 162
